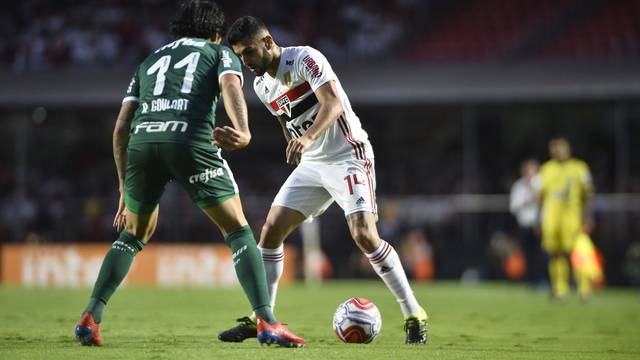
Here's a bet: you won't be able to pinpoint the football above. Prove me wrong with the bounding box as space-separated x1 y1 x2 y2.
332 297 382 343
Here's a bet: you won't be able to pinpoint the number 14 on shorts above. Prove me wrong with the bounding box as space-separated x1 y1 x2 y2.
344 174 365 195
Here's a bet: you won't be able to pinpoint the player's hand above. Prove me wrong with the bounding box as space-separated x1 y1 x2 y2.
213 126 251 150
113 191 127 232
286 135 313 165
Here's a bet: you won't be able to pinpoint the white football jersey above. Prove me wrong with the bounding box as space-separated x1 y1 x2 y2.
253 46 373 162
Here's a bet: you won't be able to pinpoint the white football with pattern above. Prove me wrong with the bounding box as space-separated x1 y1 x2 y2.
332 297 382 344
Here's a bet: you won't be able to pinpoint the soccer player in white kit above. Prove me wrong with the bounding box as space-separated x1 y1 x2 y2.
216 16 428 344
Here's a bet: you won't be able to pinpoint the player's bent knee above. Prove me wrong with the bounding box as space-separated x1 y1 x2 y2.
351 229 380 253
200 197 249 237
142 227 156 243
217 220 248 237
126 225 154 243
124 215 157 244
116 231 145 255
259 222 287 248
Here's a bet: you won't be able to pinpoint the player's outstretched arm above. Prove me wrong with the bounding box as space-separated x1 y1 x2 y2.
112 100 137 230
215 74 251 150
285 80 343 164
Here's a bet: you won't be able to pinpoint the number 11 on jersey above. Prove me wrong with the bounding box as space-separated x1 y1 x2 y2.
147 52 201 96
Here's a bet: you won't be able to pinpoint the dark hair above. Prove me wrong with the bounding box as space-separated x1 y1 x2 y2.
170 1 225 39
549 135 569 144
227 16 268 45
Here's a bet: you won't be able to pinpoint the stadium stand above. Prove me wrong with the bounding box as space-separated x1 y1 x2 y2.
408 0 575 61
542 0 640 59
2 0 639 71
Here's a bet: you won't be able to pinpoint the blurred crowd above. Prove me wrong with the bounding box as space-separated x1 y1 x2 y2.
3 0 639 72
1 0 430 72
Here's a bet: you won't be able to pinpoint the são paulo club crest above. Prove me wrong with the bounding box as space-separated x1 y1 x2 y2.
269 81 312 118
275 95 292 117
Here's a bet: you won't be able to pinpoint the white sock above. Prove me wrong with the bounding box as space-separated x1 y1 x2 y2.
258 244 284 310
366 240 422 317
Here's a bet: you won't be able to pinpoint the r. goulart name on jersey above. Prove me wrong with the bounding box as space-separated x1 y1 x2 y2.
140 98 190 114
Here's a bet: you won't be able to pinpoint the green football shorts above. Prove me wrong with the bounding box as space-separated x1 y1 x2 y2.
124 143 238 214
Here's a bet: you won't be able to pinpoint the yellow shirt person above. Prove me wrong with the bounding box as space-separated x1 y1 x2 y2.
540 158 593 253
539 137 595 299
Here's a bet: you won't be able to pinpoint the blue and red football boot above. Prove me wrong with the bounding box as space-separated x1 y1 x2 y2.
256 317 305 348
75 312 104 346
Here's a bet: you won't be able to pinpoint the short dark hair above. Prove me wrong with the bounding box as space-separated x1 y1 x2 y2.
170 0 225 39
227 16 268 45
549 135 570 144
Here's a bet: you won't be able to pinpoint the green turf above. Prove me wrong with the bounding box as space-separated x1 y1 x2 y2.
1 281 639 359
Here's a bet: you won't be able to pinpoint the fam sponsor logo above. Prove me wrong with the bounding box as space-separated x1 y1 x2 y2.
189 167 224 184
134 120 188 134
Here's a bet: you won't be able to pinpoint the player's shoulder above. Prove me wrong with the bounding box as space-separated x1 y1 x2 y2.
569 158 589 171
291 46 330 80
138 48 162 68
285 46 326 64
540 160 555 172
285 45 321 56
215 43 232 51
540 160 560 180
200 42 234 62
569 158 587 166
215 44 235 56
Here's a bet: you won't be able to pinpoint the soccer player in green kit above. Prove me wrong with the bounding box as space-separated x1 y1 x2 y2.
74 1 304 348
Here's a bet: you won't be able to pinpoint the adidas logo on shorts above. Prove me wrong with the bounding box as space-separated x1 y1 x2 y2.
356 197 366 205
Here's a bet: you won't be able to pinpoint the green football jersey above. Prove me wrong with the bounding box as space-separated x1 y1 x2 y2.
124 37 243 148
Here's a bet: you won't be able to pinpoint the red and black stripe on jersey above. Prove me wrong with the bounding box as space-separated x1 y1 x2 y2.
269 81 319 121
337 114 377 213
336 115 365 160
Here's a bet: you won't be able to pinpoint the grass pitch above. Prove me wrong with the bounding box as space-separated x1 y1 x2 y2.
1 281 639 359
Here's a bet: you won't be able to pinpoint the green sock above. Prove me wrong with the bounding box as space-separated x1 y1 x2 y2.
85 231 144 323
225 226 276 324
85 298 105 323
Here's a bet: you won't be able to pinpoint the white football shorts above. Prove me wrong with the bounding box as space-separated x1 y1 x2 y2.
272 158 377 220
